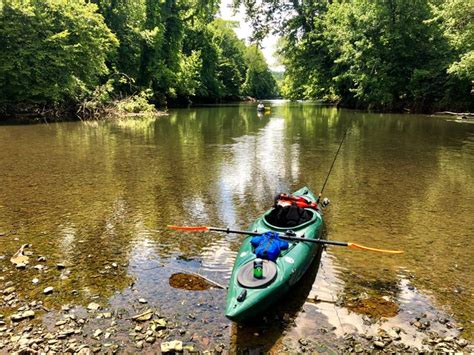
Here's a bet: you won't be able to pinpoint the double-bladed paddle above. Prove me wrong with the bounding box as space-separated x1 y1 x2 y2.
167 225 404 254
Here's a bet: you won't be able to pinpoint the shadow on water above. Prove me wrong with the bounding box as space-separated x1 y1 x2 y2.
230 247 325 353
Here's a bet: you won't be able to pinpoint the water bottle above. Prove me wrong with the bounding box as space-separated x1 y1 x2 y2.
253 258 263 279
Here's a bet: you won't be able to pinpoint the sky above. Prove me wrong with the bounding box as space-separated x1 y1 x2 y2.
217 0 283 71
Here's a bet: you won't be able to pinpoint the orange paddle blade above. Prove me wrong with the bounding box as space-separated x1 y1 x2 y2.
347 242 403 254
167 225 210 231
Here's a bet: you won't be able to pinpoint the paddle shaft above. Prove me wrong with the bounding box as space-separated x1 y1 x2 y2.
209 227 347 246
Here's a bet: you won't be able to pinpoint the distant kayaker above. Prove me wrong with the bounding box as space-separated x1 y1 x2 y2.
257 102 265 112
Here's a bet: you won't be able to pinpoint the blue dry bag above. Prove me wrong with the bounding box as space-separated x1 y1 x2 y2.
250 232 289 261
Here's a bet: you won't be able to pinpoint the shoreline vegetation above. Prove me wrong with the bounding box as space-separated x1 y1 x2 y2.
0 1 278 122
1 0 472 122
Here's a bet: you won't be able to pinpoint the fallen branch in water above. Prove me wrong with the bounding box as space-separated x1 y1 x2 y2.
434 111 474 118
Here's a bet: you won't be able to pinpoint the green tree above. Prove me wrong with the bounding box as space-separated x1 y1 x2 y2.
210 19 248 98
433 0 474 83
0 0 118 109
237 0 473 112
242 45 278 99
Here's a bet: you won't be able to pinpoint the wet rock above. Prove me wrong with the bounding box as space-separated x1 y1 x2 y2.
76 346 91 355
132 309 153 322
3 286 16 295
153 318 167 330
11 310 35 321
111 263 118 268
16 263 27 269
373 341 385 348
58 329 75 338
135 341 143 349
145 335 156 344
32 278 40 285
456 338 468 347
138 298 147 304
56 263 66 270
387 329 401 340
93 329 103 338
183 344 195 352
91 345 102 353
33 265 45 271
37 256 46 262
161 340 183 353
298 338 309 346
354 344 364 353
87 302 101 311
43 287 54 295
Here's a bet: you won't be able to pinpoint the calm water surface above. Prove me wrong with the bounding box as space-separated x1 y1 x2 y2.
0 102 473 349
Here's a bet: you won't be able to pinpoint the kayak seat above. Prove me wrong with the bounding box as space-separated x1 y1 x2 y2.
264 204 312 228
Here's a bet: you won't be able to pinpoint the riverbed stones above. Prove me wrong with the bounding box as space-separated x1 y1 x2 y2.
32 278 40 285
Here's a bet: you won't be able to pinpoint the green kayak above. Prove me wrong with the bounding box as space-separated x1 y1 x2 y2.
225 186 325 322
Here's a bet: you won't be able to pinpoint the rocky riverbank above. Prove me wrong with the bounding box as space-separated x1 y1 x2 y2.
1 244 473 353
1 301 473 353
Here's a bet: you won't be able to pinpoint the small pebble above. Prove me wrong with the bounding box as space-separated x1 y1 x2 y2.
43 287 54 295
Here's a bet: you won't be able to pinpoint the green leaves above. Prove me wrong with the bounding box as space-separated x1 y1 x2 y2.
0 0 118 107
272 0 473 111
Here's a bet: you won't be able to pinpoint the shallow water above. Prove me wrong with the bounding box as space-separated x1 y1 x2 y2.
0 102 473 349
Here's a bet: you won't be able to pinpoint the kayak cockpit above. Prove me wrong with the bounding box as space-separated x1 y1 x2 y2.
263 205 318 230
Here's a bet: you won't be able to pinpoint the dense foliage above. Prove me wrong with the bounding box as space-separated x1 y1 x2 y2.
0 1 117 109
0 0 277 115
238 0 473 112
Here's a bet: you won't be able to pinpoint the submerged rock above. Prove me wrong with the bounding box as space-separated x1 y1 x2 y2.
11 310 35 321
161 340 183 353
87 303 101 311
43 287 54 295
132 309 153 322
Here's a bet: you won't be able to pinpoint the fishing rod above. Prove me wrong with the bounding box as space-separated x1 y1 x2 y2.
317 129 348 204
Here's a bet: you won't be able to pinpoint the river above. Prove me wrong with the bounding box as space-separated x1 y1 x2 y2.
0 101 473 352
